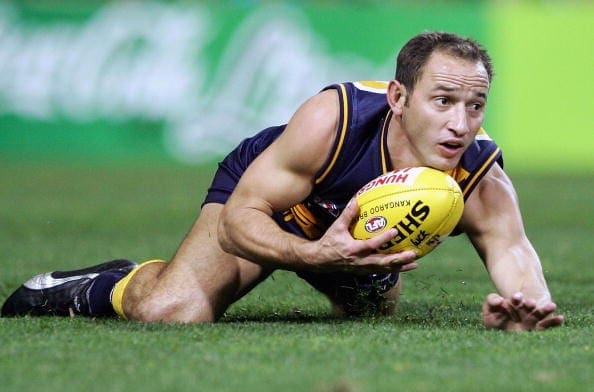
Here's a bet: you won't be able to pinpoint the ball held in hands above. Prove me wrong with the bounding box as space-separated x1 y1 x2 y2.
350 167 464 258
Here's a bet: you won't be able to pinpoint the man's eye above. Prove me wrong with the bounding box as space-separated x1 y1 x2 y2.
470 103 483 111
436 97 449 105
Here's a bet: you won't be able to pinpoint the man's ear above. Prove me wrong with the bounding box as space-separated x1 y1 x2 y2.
387 80 407 115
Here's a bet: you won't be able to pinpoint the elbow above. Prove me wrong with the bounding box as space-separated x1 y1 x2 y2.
216 207 235 254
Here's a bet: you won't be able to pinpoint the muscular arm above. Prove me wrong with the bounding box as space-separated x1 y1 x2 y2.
218 90 416 273
461 164 550 301
460 164 563 330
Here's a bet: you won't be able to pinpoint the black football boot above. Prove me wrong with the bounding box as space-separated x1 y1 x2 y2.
1 259 137 317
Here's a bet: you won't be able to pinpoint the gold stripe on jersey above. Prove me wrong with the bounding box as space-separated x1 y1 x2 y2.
476 127 489 137
289 203 325 239
353 80 389 94
315 84 349 185
461 146 501 198
446 167 471 183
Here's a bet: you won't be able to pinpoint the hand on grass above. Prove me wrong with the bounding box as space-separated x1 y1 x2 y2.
482 292 564 332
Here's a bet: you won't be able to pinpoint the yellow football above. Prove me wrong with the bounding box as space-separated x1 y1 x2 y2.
350 167 464 258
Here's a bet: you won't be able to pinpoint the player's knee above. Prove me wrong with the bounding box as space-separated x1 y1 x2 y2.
131 294 216 324
129 299 172 323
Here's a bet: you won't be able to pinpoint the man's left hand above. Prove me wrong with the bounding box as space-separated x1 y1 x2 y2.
482 292 564 332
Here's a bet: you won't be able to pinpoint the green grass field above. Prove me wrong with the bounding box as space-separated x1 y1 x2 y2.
0 161 592 392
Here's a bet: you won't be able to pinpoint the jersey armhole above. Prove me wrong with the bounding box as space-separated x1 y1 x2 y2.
314 83 349 185
461 146 502 200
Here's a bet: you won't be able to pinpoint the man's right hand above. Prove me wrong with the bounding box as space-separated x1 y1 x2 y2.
306 198 418 274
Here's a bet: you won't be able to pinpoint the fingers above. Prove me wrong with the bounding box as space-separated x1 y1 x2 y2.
483 292 564 331
532 301 563 330
373 250 418 273
536 314 564 330
342 198 416 259
387 250 418 264
342 200 407 253
341 198 360 226
320 201 420 274
396 261 419 272
510 292 550 322
347 251 419 274
363 227 398 250
531 301 555 320
482 293 509 329
510 292 524 307
486 293 504 308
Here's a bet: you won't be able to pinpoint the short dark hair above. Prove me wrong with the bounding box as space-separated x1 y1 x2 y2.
395 31 494 92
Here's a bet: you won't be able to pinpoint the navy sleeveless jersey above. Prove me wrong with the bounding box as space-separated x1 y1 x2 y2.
204 81 503 239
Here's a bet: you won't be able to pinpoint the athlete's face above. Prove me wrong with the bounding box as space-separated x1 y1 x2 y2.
389 51 490 171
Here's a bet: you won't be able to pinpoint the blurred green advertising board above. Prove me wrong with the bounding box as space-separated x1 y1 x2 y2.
0 1 591 173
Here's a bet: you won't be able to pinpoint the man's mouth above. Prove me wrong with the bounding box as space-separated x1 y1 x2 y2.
439 140 465 155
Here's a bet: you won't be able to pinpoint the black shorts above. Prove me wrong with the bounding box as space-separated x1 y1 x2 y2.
202 125 286 207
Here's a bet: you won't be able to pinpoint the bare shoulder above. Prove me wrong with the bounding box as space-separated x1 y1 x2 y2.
290 88 339 129
260 89 340 176
469 164 518 207
227 89 341 213
284 89 340 167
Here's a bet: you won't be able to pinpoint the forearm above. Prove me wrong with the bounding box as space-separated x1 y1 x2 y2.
462 165 554 306
218 205 315 271
485 238 552 306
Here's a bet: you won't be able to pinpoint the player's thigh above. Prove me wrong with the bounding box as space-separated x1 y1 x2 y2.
172 203 273 306
129 203 272 322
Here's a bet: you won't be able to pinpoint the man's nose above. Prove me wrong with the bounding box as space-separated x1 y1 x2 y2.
448 105 470 136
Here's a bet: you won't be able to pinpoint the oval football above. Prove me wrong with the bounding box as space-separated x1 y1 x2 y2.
350 167 464 258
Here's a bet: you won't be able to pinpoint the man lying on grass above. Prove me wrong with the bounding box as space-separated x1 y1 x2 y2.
2 32 563 332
